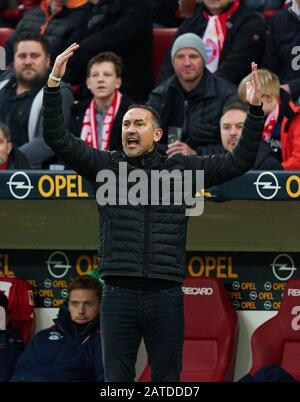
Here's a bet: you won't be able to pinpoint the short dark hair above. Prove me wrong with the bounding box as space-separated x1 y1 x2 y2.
87 51 122 78
13 31 50 56
126 104 162 129
68 275 102 300
222 102 248 117
0 122 11 142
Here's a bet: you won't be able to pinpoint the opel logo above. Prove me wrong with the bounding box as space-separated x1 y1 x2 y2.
254 172 281 200
271 254 297 281
7 171 33 199
46 251 72 278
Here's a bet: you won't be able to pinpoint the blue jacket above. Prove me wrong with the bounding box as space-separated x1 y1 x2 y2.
10 305 103 382
0 326 24 382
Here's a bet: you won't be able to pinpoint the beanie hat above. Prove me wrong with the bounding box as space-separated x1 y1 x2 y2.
171 33 207 63
0 291 8 312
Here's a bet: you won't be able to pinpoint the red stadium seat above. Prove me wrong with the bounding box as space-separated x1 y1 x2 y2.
250 278 300 381
139 277 238 382
0 27 14 46
152 28 177 82
263 8 280 20
0 277 35 344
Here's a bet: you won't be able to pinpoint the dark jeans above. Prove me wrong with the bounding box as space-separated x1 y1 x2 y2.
100 283 184 382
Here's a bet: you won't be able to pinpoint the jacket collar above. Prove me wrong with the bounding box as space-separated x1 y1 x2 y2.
54 302 100 338
122 147 164 169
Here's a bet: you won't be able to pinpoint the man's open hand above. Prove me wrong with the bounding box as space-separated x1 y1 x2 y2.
246 62 262 106
48 43 80 86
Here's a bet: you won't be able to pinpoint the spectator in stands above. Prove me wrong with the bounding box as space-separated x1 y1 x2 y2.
158 0 266 86
238 68 300 170
5 0 90 66
200 102 282 169
43 44 264 381
71 51 132 150
146 0 180 27
0 0 40 28
0 122 30 169
242 0 286 13
0 292 24 382
148 33 237 156
0 32 73 168
11 276 104 382
66 0 153 101
263 0 300 103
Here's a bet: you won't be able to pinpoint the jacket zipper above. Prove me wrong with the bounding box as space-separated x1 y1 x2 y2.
141 156 150 277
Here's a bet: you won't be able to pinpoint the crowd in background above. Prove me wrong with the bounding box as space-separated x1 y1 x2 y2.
0 0 299 171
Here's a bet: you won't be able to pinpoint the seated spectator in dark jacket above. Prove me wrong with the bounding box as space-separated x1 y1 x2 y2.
10 276 104 382
66 0 153 101
71 51 132 150
5 0 90 65
0 32 74 168
0 292 24 382
148 33 237 156
239 68 300 170
158 0 266 86
0 122 30 169
201 102 282 170
146 0 180 27
263 0 300 102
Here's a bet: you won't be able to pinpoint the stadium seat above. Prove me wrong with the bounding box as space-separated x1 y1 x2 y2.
139 277 238 382
152 28 177 82
0 277 35 344
249 278 300 381
0 27 14 46
263 8 280 20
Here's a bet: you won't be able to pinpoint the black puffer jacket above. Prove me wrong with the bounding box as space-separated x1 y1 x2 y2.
158 2 266 86
148 71 237 151
43 87 264 283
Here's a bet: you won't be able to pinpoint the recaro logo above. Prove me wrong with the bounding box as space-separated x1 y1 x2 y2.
182 287 213 296
288 288 300 297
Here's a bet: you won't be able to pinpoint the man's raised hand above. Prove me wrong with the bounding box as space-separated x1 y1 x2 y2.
245 62 262 106
48 43 80 86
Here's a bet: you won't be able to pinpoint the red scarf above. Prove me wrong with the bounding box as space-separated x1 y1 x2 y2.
0 159 9 170
262 100 281 142
80 90 122 150
203 0 239 71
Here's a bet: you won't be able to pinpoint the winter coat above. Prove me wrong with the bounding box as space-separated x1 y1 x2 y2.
0 326 24 382
10 304 103 382
42 86 264 283
148 71 237 150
